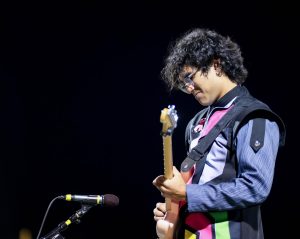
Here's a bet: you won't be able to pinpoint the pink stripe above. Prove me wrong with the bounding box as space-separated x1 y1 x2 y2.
200 107 233 138
199 226 213 239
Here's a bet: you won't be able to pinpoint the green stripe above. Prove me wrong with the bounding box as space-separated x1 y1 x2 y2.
209 211 231 239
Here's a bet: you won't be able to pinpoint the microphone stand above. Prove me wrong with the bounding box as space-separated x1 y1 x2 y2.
39 204 93 239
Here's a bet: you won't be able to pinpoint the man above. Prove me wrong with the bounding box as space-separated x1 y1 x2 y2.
153 28 286 239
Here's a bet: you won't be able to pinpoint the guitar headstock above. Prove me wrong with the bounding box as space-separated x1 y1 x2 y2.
160 105 178 136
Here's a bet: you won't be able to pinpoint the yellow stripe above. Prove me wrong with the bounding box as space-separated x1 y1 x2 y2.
66 194 71 201
65 220 71 226
185 229 197 239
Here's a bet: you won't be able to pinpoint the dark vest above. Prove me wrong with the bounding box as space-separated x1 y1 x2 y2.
181 90 286 179
177 88 286 239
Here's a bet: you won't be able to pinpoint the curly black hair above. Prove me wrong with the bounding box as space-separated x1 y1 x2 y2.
161 28 248 91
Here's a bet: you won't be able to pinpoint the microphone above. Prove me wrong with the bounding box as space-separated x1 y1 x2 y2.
60 194 119 207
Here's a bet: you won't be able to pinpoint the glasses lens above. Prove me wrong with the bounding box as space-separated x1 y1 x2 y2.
178 83 189 93
178 73 195 93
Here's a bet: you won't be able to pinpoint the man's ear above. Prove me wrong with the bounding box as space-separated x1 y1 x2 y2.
213 59 221 69
213 59 222 77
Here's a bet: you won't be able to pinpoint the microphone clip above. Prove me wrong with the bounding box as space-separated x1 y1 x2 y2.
39 204 93 239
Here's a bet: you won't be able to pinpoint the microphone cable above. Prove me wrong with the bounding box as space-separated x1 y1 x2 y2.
35 195 64 239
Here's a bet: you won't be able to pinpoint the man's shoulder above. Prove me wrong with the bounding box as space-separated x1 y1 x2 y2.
233 96 286 146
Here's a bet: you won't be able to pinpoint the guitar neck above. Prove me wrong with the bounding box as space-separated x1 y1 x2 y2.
163 135 173 211
163 135 173 179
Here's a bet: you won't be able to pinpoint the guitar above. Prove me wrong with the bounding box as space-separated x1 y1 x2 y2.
156 105 179 239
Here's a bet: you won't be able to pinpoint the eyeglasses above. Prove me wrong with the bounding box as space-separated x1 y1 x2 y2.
178 70 198 94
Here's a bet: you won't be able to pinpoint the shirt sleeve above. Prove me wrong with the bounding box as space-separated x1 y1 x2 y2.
186 119 280 212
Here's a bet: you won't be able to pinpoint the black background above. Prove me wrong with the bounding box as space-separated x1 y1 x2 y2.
1 1 298 238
